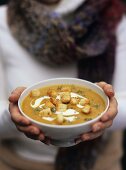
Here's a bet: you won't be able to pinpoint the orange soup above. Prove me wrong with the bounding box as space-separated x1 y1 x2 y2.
21 84 105 125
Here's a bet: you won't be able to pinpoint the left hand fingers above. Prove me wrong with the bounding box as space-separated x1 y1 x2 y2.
92 120 113 132
81 130 104 141
75 130 104 144
101 97 118 122
75 115 114 144
96 82 114 97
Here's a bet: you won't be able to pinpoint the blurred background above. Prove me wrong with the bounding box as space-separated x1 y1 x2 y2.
0 0 8 5
0 0 126 169
0 0 9 5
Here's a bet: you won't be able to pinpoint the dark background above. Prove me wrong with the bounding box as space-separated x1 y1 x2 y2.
0 0 9 5
0 0 126 169
0 0 8 5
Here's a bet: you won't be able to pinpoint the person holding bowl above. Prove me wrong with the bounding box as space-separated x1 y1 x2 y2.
0 0 126 170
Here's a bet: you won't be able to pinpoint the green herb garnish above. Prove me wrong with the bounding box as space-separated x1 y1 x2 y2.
84 118 93 121
93 104 100 109
34 108 41 112
51 107 56 113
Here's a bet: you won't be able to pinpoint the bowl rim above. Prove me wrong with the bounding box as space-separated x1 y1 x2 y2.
18 78 109 129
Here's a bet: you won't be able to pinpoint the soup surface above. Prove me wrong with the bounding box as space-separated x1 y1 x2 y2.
21 84 106 125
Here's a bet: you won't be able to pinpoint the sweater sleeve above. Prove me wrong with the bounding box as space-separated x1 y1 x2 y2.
0 45 21 140
0 101 20 139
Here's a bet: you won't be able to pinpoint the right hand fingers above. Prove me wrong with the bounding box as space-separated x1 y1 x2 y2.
9 87 26 103
17 125 40 135
20 127 45 141
9 103 47 142
25 133 45 141
25 133 49 145
9 87 49 144
9 103 30 126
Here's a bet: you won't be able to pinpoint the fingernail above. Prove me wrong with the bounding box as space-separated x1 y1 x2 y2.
83 135 90 141
39 134 45 141
31 128 39 135
23 120 30 125
93 126 100 132
109 90 114 95
109 89 113 93
102 115 109 121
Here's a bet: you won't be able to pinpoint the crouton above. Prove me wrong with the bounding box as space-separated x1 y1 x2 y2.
57 103 67 112
70 97 79 105
40 108 52 116
79 98 90 106
31 89 41 97
61 92 71 104
47 89 57 98
61 86 71 92
56 114 65 124
50 98 61 106
82 105 91 114
45 101 55 108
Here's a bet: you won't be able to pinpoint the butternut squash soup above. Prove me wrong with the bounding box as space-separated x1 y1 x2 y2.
21 85 106 125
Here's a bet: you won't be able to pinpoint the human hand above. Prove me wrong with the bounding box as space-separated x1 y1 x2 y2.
76 82 118 144
9 87 50 145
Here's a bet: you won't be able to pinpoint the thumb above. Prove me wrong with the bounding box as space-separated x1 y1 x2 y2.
9 87 26 103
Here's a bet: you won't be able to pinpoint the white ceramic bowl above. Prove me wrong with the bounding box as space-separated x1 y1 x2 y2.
18 78 109 147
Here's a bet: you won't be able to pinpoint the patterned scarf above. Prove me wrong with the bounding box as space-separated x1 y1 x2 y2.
7 0 124 170
8 0 124 66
